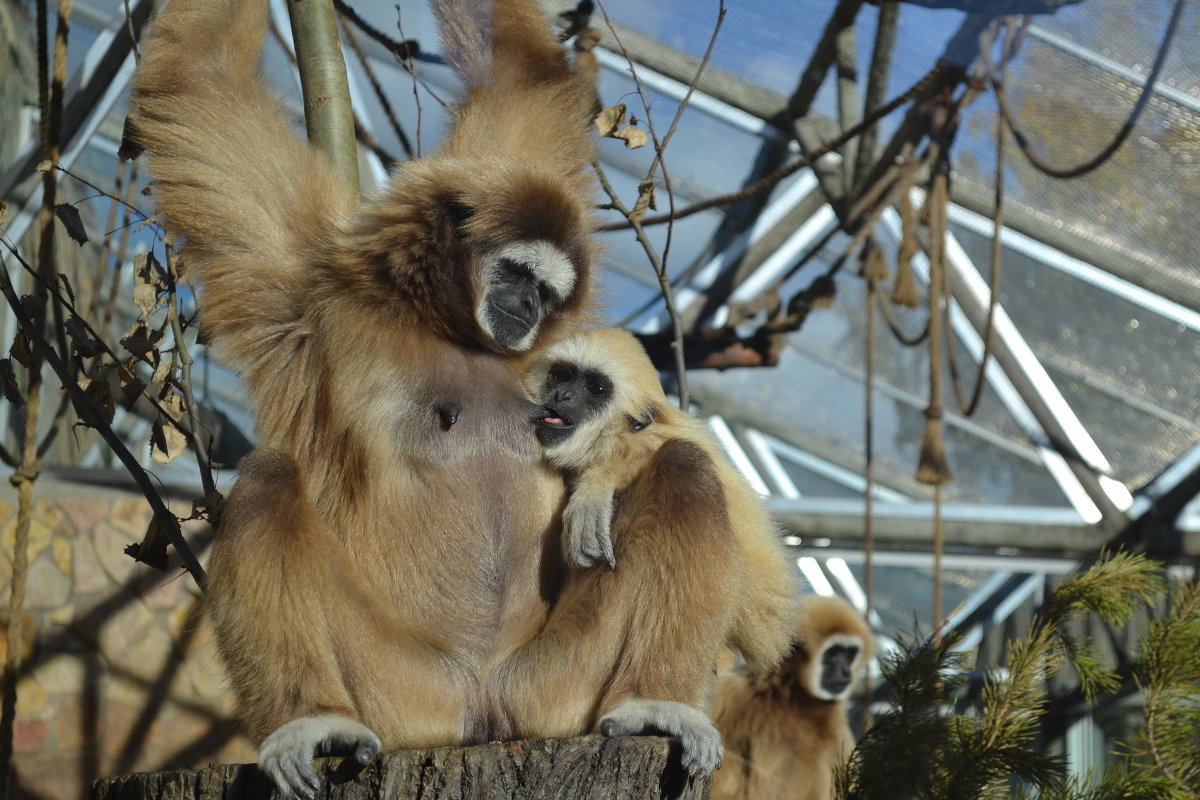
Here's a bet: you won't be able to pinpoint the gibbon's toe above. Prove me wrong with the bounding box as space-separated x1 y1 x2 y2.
354 739 380 765
259 714 381 799
599 698 724 775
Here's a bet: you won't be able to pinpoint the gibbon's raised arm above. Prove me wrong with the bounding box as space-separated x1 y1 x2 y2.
129 0 356 371
434 0 597 174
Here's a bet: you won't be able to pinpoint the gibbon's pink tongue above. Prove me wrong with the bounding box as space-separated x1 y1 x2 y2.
543 415 565 426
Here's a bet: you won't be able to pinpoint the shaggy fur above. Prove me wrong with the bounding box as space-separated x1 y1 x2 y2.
711 596 874 800
497 437 741 775
129 0 597 767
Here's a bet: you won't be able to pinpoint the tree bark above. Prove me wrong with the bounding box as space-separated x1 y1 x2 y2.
90 736 711 800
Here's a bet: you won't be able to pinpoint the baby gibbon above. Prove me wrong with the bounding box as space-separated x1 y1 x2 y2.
528 328 798 675
495 328 797 773
129 0 598 797
711 595 873 800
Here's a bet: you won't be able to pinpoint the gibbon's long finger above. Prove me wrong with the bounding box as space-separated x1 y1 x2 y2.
563 487 616 568
259 714 381 800
599 699 724 775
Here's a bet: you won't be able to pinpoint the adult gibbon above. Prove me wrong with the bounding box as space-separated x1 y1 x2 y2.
711 595 873 800
129 0 597 796
496 328 797 772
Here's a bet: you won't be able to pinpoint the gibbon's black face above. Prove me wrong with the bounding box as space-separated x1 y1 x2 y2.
474 234 578 352
535 360 613 446
819 642 860 697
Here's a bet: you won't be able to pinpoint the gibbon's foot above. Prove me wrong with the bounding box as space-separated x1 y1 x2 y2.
259 714 381 800
599 699 724 776
563 489 615 568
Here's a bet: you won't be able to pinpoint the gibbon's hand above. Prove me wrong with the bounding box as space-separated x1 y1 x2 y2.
563 483 616 568
600 699 724 775
259 714 381 800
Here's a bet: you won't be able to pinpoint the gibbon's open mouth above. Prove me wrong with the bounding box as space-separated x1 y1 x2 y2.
534 406 576 445
537 407 574 429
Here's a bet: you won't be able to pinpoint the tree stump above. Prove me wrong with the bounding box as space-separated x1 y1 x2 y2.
90 735 711 800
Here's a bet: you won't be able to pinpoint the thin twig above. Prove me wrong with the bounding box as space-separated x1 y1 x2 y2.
597 61 946 231
395 10 427 156
593 0 726 408
163 243 217 500
339 9 414 159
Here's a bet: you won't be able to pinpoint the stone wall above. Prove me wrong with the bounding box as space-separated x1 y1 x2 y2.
0 475 254 800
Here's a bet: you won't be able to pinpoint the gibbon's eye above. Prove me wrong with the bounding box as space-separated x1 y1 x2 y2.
549 363 575 384
446 200 474 230
582 370 611 399
628 417 648 432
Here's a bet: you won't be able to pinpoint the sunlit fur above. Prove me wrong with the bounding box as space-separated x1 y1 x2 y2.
525 328 799 676
496 435 741 775
129 0 597 764
711 596 874 800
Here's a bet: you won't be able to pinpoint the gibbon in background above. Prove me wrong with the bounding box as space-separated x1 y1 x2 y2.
496 328 798 773
711 595 874 800
129 0 597 796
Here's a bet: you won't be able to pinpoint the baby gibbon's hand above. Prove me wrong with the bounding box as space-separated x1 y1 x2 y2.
563 484 616 568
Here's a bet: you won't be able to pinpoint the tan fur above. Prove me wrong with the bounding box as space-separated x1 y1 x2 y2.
498 438 742 733
526 328 799 676
131 0 598 748
711 596 874 800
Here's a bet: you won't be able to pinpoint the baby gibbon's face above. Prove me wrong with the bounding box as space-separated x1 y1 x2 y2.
533 360 615 447
528 328 665 470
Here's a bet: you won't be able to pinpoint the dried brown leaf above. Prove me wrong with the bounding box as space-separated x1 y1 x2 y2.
120 320 163 361
74 376 116 426
594 104 626 137
612 125 649 149
0 358 23 407
54 203 89 245
150 394 188 464
57 273 76 306
629 179 657 223
9 330 33 369
65 316 104 358
151 358 173 394
117 362 146 410
139 252 164 288
125 512 170 571
133 283 158 319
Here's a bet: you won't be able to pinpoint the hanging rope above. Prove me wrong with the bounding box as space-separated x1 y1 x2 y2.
2 2 70 796
995 0 1186 180
861 243 880 729
945 39 1011 417
916 104 954 646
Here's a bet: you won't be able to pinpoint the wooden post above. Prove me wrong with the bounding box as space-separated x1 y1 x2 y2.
90 736 711 800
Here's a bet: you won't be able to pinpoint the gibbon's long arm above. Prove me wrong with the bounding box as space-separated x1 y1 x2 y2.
129 0 356 372
434 0 597 176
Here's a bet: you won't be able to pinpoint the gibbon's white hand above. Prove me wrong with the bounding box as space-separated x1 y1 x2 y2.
563 483 616 568
259 714 380 800
600 698 724 775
